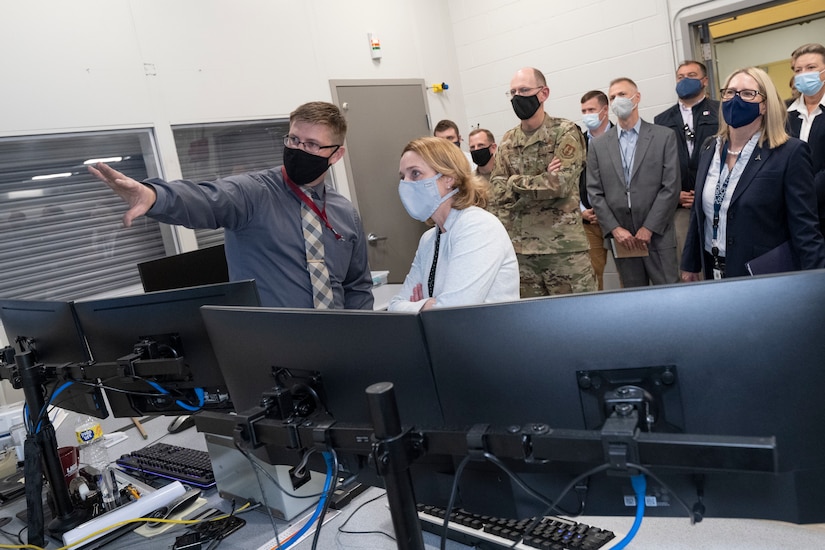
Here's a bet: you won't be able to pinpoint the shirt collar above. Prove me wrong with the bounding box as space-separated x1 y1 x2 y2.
618 118 641 138
786 95 824 114
442 207 461 233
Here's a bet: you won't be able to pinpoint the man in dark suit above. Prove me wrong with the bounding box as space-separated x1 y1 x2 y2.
587 77 680 287
654 61 719 262
787 43 825 230
579 90 612 290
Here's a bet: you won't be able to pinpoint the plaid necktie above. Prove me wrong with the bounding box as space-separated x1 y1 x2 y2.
300 188 334 309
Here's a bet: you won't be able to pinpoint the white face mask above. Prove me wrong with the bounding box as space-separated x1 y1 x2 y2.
582 113 602 130
398 173 458 222
611 94 637 120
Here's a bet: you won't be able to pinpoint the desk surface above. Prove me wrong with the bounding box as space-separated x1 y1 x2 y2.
2 411 823 550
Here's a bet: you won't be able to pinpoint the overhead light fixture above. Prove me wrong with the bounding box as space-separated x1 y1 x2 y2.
31 172 72 181
8 189 45 199
83 156 123 165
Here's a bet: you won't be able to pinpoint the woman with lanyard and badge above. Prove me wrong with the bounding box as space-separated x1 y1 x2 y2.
680 66 825 281
388 136 519 312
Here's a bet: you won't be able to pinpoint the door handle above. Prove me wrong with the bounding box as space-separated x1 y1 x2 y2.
367 233 388 244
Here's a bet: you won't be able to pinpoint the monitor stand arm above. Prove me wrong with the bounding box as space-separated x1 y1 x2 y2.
14 350 88 544
367 382 426 550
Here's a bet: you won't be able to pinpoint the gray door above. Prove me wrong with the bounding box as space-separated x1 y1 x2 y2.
332 81 431 283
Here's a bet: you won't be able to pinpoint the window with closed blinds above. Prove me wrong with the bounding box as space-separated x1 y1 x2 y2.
0 130 166 301
172 119 290 249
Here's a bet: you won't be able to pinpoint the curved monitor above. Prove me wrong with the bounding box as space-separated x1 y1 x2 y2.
418 271 825 523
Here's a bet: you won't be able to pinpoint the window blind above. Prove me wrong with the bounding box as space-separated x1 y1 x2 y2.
0 131 166 301
172 119 290 249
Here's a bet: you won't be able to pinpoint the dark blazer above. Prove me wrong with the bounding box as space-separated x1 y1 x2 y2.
586 120 680 250
578 122 613 214
787 103 825 228
681 137 825 278
654 96 720 194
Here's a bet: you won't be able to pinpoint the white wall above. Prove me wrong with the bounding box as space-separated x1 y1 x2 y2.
1 0 806 200
0 0 470 197
448 0 679 141
445 0 786 142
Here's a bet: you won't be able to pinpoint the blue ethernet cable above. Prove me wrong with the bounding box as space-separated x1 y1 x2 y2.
275 451 334 550
610 473 647 549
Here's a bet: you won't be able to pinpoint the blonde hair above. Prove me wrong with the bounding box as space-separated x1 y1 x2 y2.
401 137 488 209
717 67 789 149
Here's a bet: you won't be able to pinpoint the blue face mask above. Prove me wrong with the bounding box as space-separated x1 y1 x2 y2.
721 95 761 128
794 70 825 97
582 113 602 130
676 77 703 100
398 173 458 222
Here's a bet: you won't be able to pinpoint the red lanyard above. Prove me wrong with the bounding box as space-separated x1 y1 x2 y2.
281 167 342 240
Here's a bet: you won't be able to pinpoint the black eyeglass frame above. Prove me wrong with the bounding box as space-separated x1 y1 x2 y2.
282 135 341 156
719 88 763 102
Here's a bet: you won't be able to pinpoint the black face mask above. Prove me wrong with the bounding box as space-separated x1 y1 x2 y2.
283 146 332 185
511 94 541 120
470 146 492 166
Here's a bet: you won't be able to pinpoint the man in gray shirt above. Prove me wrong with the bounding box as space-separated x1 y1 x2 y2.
89 101 374 309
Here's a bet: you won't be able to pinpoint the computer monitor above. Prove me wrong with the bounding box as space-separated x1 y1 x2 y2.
418 271 825 524
0 299 107 418
73 281 260 417
137 245 229 293
199 305 450 497
200 306 442 426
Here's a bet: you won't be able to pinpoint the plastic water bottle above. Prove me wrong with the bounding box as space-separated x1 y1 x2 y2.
74 416 117 511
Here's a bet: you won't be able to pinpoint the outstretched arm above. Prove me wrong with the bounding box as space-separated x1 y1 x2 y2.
88 162 157 227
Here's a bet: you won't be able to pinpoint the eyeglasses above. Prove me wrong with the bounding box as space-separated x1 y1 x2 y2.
719 88 763 102
683 124 695 141
505 86 543 99
283 135 341 156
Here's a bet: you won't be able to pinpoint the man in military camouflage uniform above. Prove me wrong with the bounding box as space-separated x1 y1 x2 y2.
490 67 596 297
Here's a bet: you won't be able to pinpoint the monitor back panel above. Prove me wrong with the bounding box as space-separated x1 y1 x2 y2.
201 306 443 426
73 281 260 391
0 299 88 363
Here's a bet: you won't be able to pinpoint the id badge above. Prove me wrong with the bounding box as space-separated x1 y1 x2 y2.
712 268 723 280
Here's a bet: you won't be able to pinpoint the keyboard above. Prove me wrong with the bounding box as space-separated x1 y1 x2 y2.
116 442 216 489
417 504 617 550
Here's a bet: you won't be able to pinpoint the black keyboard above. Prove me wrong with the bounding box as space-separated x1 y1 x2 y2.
417 504 617 550
116 442 216 489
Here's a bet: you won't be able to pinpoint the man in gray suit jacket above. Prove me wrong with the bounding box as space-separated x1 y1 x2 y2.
586 77 680 287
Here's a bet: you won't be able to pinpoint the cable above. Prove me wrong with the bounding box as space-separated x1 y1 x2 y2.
309 448 338 550
145 380 204 412
440 453 473 550
34 380 74 433
269 451 335 550
483 452 579 516
609 474 646 550
239 441 282 550
336 490 396 541
70 377 205 411
626 463 695 523
509 463 613 550
233 443 327 499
